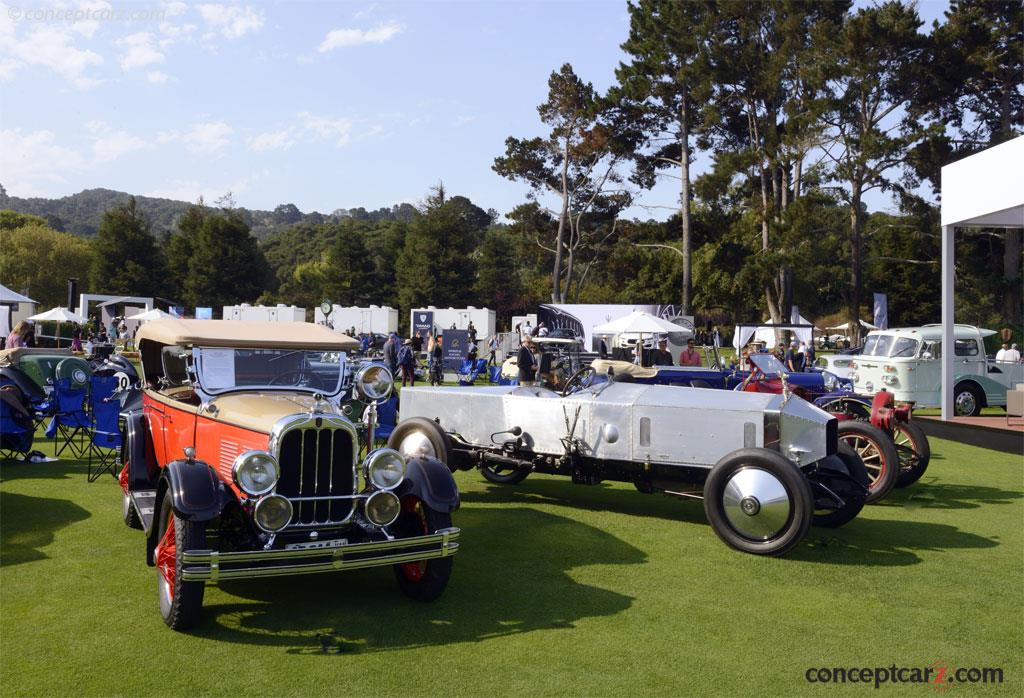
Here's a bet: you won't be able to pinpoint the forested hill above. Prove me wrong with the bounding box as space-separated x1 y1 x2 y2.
0 184 418 240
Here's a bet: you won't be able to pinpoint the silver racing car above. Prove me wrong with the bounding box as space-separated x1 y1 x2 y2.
389 375 869 556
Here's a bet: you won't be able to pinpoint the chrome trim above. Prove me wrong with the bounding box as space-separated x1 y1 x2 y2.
364 490 401 527
722 466 791 540
363 447 407 490
231 450 280 496
180 527 461 581
268 413 360 528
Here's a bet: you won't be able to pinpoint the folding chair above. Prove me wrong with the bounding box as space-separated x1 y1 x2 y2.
87 375 123 481
0 385 35 460
372 396 399 448
488 366 502 383
456 359 475 386
45 378 92 458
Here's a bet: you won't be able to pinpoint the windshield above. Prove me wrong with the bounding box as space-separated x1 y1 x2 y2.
862 334 895 357
889 337 920 358
194 347 345 395
749 353 787 376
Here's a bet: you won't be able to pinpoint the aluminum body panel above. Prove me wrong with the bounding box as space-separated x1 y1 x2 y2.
777 396 834 464
399 382 831 469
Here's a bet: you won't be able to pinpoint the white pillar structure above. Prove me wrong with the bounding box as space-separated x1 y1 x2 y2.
939 136 1024 420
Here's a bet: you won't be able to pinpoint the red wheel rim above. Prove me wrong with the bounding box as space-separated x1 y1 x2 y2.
841 434 887 487
155 513 176 598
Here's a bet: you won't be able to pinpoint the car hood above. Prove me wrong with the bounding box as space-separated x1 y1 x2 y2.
207 391 343 433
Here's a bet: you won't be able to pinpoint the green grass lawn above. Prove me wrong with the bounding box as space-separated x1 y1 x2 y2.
2 436 1021 697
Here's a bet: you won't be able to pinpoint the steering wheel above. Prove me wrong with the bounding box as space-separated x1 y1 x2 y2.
562 366 597 396
268 370 326 389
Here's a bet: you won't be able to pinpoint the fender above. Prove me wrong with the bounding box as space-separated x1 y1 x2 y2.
122 409 158 491
396 455 460 513
161 458 229 522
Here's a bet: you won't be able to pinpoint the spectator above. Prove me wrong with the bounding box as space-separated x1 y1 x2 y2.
432 335 444 381
71 324 83 352
5 321 31 349
383 333 399 378
398 339 416 387
1005 343 1022 363
411 333 423 353
467 341 479 363
360 334 370 355
996 343 1011 362
786 340 804 372
522 320 533 340
537 322 549 337
487 335 499 367
678 339 702 366
712 326 722 349
774 343 786 361
426 331 436 369
803 340 816 370
651 338 674 366
517 335 537 385
598 337 609 360
467 321 477 344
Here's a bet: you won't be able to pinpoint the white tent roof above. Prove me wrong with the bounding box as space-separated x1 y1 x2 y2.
125 308 173 321
825 320 878 331
27 306 88 323
592 310 692 336
0 283 36 305
942 136 1024 228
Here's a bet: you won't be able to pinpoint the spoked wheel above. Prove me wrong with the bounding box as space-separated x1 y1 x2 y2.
703 448 813 556
392 496 453 601
893 420 930 488
837 421 899 504
562 366 597 396
810 442 869 528
154 496 206 630
479 462 531 485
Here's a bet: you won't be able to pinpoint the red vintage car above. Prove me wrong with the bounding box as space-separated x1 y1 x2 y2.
123 319 460 630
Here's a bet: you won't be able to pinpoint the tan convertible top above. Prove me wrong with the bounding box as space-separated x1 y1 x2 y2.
136 319 358 350
590 359 658 379
0 347 73 367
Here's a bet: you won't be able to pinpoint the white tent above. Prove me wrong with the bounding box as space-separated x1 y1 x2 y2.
825 320 879 332
733 323 816 351
0 283 35 305
126 308 174 322
940 136 1024 420
28 307 88 324
592 310 692 336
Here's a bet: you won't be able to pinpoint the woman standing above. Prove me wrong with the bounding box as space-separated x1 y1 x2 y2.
5 321 31 349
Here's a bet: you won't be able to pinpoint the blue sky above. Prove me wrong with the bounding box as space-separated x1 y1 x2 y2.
0 0 951 219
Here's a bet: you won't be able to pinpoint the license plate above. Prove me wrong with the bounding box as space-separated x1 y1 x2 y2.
286 538 348 551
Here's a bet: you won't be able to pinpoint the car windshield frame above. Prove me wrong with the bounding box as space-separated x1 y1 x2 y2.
749 353 787 376
862 334 896 357
192 346 346 396
888 337 920 358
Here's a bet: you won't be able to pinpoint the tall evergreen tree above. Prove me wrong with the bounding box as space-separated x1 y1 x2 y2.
90 197 166 296
183 210 273 312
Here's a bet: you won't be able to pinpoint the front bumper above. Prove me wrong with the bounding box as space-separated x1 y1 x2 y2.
180 527 460 582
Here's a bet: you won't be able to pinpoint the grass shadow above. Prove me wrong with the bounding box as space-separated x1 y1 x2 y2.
0 491 91 567
192 505 644 652
873 479 1023 510
796 518 1000 566
0 455 92 482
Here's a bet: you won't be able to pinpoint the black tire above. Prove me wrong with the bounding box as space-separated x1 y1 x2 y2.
123 491 143 529
837 421 899 504
387 417 451 466
953 382 984 417
703 448 813 556
479 461 531 485
811 443 868 528
392 497 454 602
893 420 931 488
154 496 205 630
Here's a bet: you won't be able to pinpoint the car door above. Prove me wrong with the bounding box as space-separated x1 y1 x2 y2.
143 391 168 465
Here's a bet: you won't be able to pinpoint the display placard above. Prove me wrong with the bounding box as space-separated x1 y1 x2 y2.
442 330 469 370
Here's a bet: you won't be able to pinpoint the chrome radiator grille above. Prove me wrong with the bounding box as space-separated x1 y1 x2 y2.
274 421 358 527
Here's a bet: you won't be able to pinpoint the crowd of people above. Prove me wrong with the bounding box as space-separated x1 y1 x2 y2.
1 316 136 353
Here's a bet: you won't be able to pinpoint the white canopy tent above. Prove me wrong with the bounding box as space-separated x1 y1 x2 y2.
27 307 88 348
825 320 879 332
125 308 174 322
733 323 816 351
940 135 1024 420
593 311 693 364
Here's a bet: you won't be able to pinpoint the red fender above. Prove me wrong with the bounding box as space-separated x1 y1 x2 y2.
870 391 896 432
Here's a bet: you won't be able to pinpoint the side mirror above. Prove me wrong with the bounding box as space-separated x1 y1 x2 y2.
922 351 933 360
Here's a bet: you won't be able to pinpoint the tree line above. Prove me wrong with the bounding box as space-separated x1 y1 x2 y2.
1 0 1019 338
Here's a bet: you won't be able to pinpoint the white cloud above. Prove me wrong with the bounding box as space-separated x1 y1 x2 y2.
117 32 165 71
162 1 188 18
353 4 378 20
145 168 269 203
247 129 296 152
198 4 265 39
91 129 151 162
0 129 86 192
454 114 475 127
182 121 234 153
72 1 113 38
147 70 169 84
297 112 352 146
318 21 403 52
0 23 104 88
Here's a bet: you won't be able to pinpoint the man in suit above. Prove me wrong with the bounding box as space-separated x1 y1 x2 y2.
517 335 537 385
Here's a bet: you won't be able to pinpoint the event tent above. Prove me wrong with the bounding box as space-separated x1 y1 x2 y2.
593 311 693 364
825 320 879 332
940 136 1024 420
126 308 174 322
27 307 88 348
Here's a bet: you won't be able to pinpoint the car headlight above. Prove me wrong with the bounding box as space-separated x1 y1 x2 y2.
822 371 838 392
355 364 393 401
364 447 406 489
882 375 898 385
232 450 279 496
364 490 401 526
864 380 874 392
254 494 292 532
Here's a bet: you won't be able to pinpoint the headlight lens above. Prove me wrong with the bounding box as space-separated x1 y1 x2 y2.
355 364 393 400
232 450 279 496
254 494 293 532
364 448 406 489
365 490 401 526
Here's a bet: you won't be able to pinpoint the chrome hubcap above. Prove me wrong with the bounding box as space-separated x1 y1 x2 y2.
723 467 791 540
955 391 976 416
399 431 435 459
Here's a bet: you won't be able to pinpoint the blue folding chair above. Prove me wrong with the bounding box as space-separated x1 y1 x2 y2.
45 378 91 458
87 375 123 481
372 396 399 447
0 385 35 459
456 359 475 386
488 366 502 383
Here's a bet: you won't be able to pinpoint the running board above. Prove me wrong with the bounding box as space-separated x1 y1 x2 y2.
131 489 157 533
